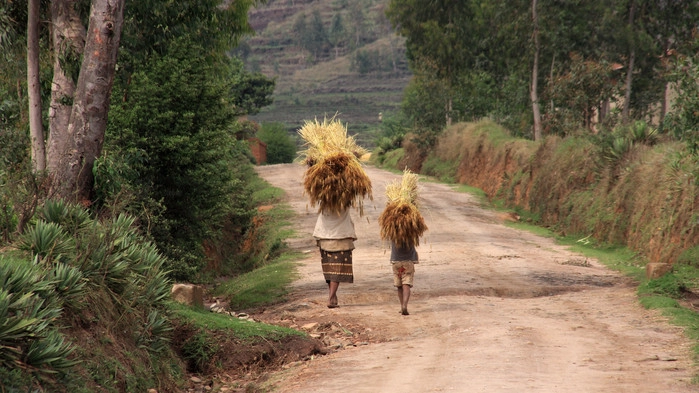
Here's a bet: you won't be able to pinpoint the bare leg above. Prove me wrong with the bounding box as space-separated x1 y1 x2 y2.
396 286 404 313
328 281 340 308
401 284 411 315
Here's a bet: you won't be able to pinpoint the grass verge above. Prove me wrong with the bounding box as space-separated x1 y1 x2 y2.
169 302 304 342
213 254 301 310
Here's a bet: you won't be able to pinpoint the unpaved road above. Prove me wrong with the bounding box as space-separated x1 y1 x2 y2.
253 163 696 393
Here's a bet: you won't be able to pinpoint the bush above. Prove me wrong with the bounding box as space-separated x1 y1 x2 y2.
2 200 179 391
0 257 79 377
258 122 297 164
106 38 256 281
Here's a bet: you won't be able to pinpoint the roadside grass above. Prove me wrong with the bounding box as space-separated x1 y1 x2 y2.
213 254 301 310
166 175 311 374
250 178 285 204
168 301 304 342
215 174 303 311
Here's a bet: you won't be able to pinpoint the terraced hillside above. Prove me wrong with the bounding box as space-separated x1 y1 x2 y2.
241 0 412 146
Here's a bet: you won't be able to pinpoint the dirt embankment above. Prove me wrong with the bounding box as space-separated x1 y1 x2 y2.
243 163 696 393
412 121 699 266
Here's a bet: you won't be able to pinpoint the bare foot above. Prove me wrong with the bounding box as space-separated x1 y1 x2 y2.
401 308 409 315
328 295 339 308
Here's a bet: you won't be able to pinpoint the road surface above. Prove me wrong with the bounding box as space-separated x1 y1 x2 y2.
252 163 695 393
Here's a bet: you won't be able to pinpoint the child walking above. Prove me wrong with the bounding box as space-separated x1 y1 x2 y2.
378 169 428 316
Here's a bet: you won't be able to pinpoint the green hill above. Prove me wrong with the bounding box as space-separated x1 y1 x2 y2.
240 0 412 146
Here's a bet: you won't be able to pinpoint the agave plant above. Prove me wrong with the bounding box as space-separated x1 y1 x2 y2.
19 220 75 264
0 260 74 375
23 330 79 372
39 199 91 235
135 309 172 354
628 120 658 146
51 262 86 311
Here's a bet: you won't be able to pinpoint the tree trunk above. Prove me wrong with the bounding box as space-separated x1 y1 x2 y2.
660 81 670 125
622 1 636 122
51 0 125 202
47 0 86 181
530 0 542 141
28 0 46 173
445 97 452 127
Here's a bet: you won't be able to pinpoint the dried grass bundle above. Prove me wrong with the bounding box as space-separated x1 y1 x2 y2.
298 116 368 166
379 169 427 248
385 169 419 206
298 116 372 215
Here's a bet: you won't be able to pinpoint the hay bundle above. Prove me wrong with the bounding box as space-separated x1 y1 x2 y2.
298 116 372 215
378 169 428 248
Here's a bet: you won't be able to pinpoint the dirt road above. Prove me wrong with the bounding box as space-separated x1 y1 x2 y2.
253 163 696 393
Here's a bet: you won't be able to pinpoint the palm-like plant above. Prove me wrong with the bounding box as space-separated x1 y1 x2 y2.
19 220 74 264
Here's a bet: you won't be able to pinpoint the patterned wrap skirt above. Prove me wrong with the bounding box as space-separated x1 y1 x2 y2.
320 249 354 283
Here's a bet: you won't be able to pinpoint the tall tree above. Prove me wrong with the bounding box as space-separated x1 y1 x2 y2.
387 0 474 129
329 13 346 58
530 0 542 141
621 0 636 122
47 0 85 184
27 0 45 172
47 0 125 202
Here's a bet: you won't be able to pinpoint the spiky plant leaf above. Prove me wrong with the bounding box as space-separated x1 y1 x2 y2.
23 330 78 372
52 263 86 311
19 220 74 264
39 200 91 234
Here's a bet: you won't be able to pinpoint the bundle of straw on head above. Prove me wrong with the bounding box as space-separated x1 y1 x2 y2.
378 169 427 248
298 116 372 215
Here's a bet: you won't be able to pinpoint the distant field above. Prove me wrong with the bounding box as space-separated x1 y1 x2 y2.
243 0 411 147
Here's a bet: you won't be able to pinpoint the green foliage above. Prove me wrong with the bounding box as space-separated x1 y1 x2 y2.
400 76 448 150
351 49 396 74
107 38 254 280
544 54 616 135
664 52 699 154
677 246 699 268
599 120 659 163
228 57 275 116
180 330 217 373
295 9 331 60
374 147 405 168
258 122 297 164
1 200 179 390
420 156 457 183
638 264 699 300
384 0 699 141
19 221 74 264
213 259 296 310
118 0 264 77
374 111 410 152
171 302 304 373
0 256 79 379
170 302 304 340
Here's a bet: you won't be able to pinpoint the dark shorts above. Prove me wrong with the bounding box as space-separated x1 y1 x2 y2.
320 249 354 283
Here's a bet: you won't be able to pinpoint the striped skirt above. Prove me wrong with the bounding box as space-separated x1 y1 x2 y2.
320 249 354 283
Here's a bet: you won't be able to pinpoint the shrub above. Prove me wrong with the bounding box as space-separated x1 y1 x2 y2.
105 38 257 281
1 200 177 390
258 122 297 164
0 256 80 378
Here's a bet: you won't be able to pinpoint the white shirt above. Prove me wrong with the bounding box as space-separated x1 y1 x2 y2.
313 209 357 241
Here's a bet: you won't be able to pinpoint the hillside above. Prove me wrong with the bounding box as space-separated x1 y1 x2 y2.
240 0 412 146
